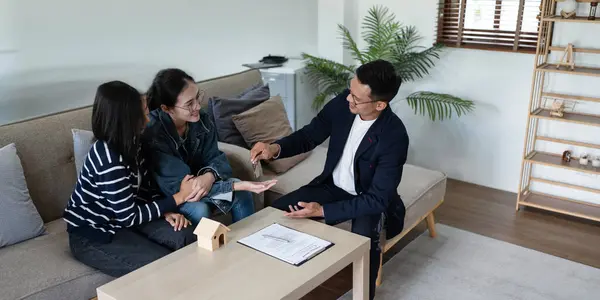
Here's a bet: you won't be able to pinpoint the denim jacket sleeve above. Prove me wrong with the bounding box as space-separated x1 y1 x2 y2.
197 117 233 181
148 143 191 197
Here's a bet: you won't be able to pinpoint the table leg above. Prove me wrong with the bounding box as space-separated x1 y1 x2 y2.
353 250 369 300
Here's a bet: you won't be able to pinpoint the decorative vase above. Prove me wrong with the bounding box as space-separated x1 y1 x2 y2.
579 154 589 166
560 0 578 18
593 157 600 168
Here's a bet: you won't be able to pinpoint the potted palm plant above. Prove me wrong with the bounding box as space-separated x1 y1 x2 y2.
302 5 474 121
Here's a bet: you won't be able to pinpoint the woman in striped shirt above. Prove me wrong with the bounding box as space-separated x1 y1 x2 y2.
63 81 198 277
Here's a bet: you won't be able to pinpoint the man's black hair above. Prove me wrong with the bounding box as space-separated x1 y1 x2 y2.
355 59 402 102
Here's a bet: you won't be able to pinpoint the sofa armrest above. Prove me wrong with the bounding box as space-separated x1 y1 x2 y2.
217 142 264 210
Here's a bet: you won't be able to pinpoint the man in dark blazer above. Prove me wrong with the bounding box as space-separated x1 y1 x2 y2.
250 59 409 300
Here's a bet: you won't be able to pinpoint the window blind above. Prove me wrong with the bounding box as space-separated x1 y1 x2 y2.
437 0 542 53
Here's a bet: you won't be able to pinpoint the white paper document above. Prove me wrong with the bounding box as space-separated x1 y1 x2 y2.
237 223 334 266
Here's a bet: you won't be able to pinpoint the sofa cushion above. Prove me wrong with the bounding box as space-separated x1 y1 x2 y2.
210 96 269 148
0 143 45 248
204 84 270 131
232 96 311 174
72 129 96 176
0 106 93 222
237 83 270 100
398 164 447 209
0 219 113 300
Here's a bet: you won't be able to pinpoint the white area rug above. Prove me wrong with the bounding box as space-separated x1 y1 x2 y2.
340 224 600 300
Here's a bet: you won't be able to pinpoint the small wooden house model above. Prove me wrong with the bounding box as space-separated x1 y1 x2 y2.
194 218 231 251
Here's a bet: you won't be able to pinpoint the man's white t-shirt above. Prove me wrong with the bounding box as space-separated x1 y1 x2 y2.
332 114 376 195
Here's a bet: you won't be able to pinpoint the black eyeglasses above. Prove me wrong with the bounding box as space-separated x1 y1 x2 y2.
350 92 378 106
174 90 206 113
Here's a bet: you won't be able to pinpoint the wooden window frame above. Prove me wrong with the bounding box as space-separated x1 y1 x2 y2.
436 0 541 54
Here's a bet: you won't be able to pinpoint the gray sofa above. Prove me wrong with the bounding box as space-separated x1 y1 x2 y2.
0 69 446 299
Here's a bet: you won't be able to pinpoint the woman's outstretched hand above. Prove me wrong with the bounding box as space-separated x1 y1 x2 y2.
234 180 278 194
164 212 191 231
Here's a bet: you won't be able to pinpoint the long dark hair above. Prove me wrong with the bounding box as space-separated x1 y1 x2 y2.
146 68 195 111
92 81 145 170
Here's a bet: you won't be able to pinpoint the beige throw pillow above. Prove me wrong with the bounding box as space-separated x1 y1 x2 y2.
232 96 311 174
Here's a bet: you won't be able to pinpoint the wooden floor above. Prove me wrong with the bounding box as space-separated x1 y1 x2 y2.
303 179 600 299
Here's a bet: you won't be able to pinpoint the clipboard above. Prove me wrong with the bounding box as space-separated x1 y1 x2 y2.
237 223 335 266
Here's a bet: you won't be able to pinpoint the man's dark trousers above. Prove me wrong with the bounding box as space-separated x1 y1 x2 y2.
271 178 382 300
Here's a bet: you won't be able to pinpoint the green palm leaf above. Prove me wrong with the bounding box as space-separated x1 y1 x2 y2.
301 53 354 110
406 92 475 121
338 25 365 64
362 6 398 47
391 31 443 82
393 26 423 54
362 6 401 62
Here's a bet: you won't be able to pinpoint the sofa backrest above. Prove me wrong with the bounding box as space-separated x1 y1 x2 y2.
197 69 263 106
0 69 262 223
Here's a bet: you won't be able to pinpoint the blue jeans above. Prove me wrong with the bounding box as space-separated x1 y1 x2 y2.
68 219 196 278
179 184 255 226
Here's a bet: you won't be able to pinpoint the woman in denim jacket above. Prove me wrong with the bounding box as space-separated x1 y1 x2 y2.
143 68 277 226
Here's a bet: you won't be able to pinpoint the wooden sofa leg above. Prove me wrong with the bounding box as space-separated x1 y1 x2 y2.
376 251 383 286
426 212 437 238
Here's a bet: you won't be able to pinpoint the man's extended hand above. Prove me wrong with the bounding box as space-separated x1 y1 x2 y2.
284 202 324 219
250 142 280 164
186 173 215 202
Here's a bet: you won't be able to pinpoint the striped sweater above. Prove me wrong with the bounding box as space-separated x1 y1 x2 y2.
63 140 177 242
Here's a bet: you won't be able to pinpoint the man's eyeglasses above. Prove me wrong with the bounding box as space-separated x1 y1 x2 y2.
174 90 206 113
350 92 378 106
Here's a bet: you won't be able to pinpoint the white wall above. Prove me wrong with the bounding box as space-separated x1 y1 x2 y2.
320 0 600 194
0 0 318 124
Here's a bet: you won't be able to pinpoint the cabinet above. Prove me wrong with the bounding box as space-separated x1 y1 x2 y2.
516 0 600 221
259 59 318 131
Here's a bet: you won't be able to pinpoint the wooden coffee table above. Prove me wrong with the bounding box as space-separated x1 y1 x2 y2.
97 207 371 300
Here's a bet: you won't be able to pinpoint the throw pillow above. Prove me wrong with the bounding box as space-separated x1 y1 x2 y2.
210 97 269 148
72 129 96 176
238 84 270 100
231 96 311 174
0 143 45 248
205 84 270 128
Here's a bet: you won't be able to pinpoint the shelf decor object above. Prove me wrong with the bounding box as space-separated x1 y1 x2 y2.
556 43 576 70
559 0 578 18
578 0 599 20
517 0 600 222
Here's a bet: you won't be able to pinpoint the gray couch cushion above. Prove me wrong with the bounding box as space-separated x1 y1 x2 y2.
237 84 270 100
0 106 93 223
71 128 96 176
0 220 113 300
398 164 446 208
0 143 45 248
